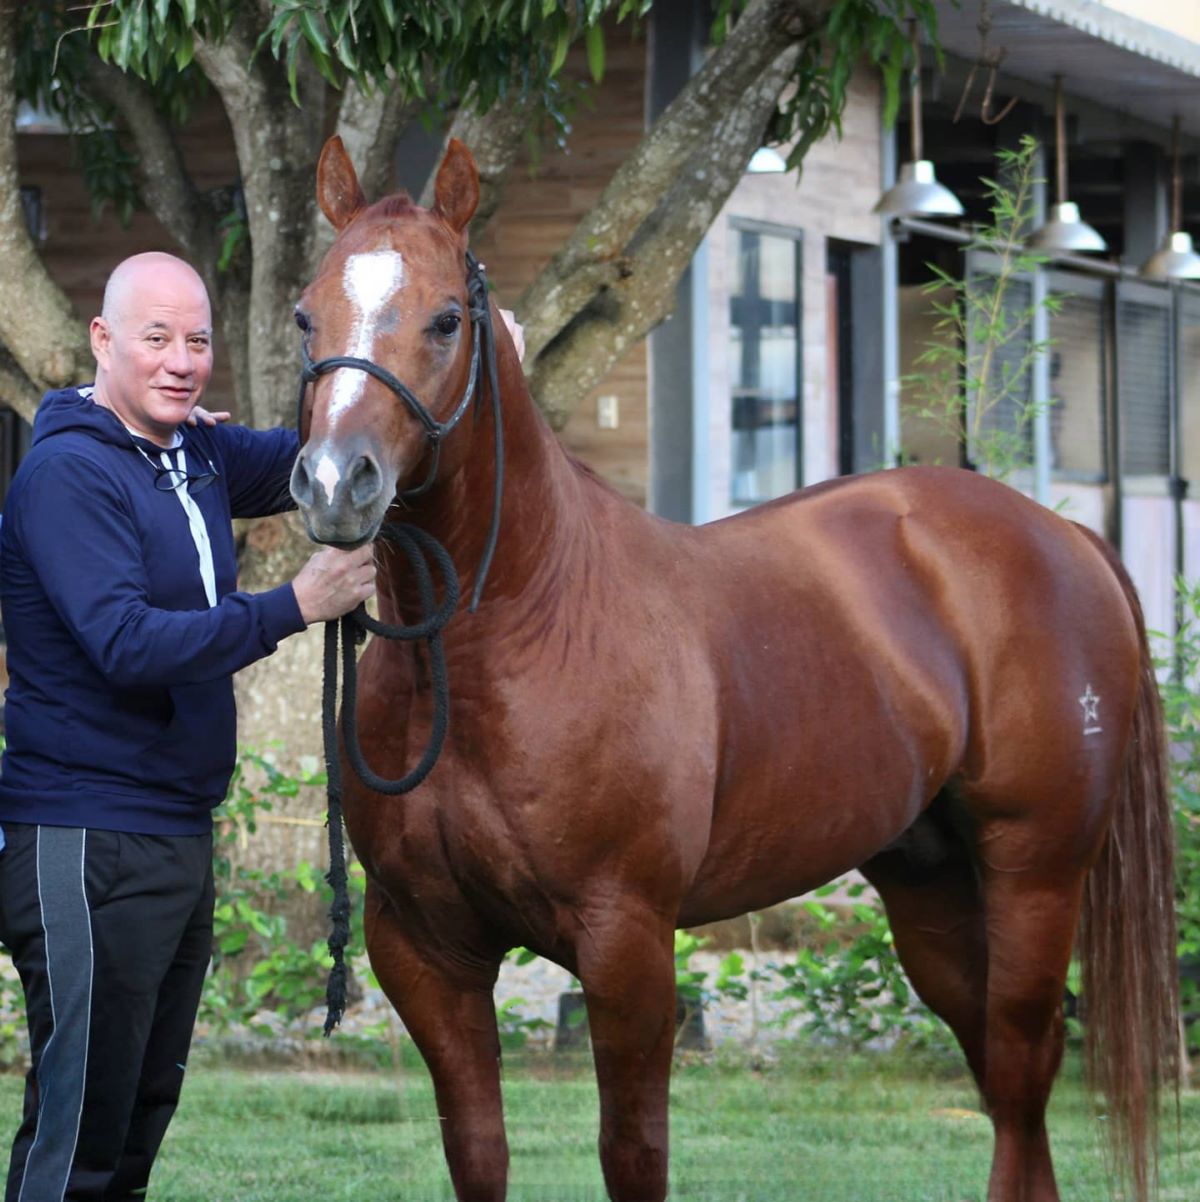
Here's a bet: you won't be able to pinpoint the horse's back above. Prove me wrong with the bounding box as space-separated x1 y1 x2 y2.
698 466 1133 672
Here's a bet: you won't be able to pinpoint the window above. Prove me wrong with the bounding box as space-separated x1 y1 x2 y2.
1117 282 1171 478
1047 272 1107 483
729 224 801 508
1179 290 1200 485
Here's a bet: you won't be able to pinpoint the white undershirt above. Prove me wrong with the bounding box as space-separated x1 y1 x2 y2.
119 419 217 610
157 445 217 609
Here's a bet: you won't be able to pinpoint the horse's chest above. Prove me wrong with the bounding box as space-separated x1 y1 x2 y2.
344 751 557 919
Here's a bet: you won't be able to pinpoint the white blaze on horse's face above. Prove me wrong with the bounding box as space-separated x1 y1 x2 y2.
326 249 407 425
314 454 341 504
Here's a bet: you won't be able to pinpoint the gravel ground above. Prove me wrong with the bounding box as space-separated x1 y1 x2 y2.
2 947 799 1070
320 949 797 1053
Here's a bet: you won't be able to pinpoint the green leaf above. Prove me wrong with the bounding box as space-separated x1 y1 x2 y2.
334 32 358 72
298 9 330 58
218 929 248 954
268 13 291 60
114 12 136 68
549 21 570 77
285 28 303 106
880 56 904 131
374 18 393 63
174 34 195 71
585 23 604 83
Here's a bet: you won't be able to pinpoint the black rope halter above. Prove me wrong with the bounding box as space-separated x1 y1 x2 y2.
295 251 505 1033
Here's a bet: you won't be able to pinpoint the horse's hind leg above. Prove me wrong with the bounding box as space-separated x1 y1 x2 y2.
866 805 1084 1202
972 820 1092 1202
363 886 508 1202
861 831 989 1086
575 902 677 1202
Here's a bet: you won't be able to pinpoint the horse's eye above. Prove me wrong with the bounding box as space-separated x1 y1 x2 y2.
294 309 311 333
434 313 461 338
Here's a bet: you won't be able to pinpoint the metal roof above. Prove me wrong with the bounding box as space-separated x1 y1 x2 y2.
933 0 1200 142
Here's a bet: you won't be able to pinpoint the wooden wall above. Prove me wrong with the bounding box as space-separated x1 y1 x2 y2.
14 30 653 500
472 25 650 505
17 97 241 412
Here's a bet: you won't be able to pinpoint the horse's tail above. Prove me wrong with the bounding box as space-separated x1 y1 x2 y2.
1076 530 1180 1202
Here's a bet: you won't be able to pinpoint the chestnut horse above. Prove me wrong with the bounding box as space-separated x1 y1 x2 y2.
289 135 1179 1202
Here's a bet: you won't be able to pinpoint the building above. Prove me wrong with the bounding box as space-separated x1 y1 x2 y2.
638 0 1200 648
10 0 1200 645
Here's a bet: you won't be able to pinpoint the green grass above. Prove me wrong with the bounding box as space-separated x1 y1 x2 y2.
0 1046 1196 1200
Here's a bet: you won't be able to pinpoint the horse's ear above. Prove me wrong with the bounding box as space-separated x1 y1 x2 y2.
432 138 479 236
317 136 366 231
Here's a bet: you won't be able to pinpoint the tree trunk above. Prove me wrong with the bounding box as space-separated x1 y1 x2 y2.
195 11 327 431
0 6 91 421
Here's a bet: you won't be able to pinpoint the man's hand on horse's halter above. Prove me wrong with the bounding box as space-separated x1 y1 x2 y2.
500 309 525 362
292 544 377 625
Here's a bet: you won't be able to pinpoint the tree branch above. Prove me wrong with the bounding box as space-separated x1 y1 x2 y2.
0 4 90 416
518 0 832 368
528 39 802 426
196 7 327 428
309 81 422 268
419 98 533 244
83 56 215 266
0 339 45 423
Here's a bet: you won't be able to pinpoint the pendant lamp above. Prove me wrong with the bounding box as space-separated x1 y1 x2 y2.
1140 116 1200 280
874 23 963 218
1028 76 1106 253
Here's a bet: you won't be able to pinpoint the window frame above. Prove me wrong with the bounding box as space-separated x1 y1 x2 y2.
727 218 804 509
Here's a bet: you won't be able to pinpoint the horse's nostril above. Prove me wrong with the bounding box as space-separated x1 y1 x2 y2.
348 454 382 507
290 455 314 507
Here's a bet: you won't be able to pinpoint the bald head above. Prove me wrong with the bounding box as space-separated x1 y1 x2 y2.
90 252 216 445
101 252 211 334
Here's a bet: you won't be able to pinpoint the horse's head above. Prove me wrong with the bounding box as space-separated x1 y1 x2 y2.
290 136 482 546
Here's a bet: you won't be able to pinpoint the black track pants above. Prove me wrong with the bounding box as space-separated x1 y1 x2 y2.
0 823 213 1202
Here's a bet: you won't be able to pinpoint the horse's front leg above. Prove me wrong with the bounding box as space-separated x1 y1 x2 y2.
363 884 508 1202
576 901 677 1202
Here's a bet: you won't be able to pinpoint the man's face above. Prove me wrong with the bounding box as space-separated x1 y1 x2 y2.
90 261 213 445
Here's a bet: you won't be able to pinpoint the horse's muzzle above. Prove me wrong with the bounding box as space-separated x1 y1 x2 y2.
291 443 390 546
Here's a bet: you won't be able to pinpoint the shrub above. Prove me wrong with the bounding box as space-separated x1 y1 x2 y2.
765 881 953 1053
1156 582 1200 1056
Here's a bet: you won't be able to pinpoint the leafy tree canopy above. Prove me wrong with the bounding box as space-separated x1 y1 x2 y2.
17 0 938 223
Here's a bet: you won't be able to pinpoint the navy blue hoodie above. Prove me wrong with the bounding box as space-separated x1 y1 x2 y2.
0 387 306 834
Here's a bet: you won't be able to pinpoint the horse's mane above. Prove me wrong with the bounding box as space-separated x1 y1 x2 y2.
565 452 616 491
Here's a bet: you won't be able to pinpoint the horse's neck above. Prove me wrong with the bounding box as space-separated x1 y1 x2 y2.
380 338 595 624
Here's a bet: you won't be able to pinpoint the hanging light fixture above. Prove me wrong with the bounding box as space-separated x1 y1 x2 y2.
1140 116 1200 280
747 147 788 174
874 22 964 218
1028 76 1106 253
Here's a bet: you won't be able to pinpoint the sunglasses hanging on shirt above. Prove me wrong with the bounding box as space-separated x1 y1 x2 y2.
130 435 220 495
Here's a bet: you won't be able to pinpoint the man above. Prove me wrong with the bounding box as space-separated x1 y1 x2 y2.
0 251 374 1201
